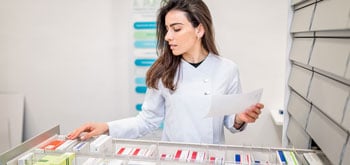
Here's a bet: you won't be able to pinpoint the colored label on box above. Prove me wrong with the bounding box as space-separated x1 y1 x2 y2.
40 140 65 150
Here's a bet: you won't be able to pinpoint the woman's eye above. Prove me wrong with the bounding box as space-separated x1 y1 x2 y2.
174 28 181 32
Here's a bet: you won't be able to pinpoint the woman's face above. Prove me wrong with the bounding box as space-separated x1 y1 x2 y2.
164 10 200 56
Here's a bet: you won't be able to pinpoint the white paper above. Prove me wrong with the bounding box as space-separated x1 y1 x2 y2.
206 88 263 117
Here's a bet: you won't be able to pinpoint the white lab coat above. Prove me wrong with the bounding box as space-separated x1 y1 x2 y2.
108 53 245 144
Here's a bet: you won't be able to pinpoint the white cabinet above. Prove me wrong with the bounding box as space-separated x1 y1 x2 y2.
306 107 348 165
290 4 315 33
287 117 311 149
342 140 350 165
308 73 349 124
288 64 313 98
342 100 350 131
287 1 350 164
309 38 350 78
0 93 24 153
287 91 311 128
289 38 314 65
311 0 350 31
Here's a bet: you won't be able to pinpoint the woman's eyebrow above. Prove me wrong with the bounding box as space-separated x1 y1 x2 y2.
167 22 184 27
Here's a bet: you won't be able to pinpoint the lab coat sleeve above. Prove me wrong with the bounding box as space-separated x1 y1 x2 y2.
224 114 247 133
107 87 165 139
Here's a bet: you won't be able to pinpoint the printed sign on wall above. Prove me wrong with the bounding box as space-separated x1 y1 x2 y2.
131 0 160 116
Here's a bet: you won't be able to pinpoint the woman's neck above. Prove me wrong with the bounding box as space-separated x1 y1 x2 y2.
182 49 209 63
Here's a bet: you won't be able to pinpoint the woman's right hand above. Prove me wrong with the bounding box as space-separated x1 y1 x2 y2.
66 122 109 140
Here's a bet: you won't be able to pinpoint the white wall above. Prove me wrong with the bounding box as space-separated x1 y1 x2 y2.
0 0 133 140
0 0 288 147
205 0 289 147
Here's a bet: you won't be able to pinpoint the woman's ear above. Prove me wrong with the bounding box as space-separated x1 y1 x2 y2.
196 23 205 38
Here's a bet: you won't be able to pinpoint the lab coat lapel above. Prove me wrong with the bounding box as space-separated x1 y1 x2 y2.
164 56 215 143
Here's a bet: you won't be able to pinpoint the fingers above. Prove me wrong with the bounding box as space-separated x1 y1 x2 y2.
256 103 264 109
66 129 82 140
243 111 259 123
79 131 95 141
67 122 109 141
246 104 262 117
66 123 93 140
238 103 265 123
78 125 98 140
237 112 256 123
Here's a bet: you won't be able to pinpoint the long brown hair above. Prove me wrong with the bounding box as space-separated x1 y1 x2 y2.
146 0 219 91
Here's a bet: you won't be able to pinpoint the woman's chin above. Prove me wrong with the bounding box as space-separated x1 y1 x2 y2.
171 51 182 56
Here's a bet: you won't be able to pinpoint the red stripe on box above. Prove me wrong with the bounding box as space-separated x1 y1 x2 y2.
191 151 197 160
175 150 182 159
210 157 215 161
133 148 140 156
117 148 125 155
161 154 166 158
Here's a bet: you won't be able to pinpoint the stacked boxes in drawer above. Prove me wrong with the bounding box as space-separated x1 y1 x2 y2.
14 134 324 165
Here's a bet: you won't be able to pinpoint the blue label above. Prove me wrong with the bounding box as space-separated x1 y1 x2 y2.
135 103 142 111
278 150 286 164
135 77 146 85
134 22 156 29
235 154 241 163
159 121 164 129
135 86 147 93
134 58 155 67
134 41 157 48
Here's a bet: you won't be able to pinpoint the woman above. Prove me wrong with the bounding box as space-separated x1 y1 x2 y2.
67 0 263 144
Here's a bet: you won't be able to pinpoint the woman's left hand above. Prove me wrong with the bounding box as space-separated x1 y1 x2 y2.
235 103 264 124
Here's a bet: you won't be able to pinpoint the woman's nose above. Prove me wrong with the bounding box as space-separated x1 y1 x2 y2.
165 31 173 41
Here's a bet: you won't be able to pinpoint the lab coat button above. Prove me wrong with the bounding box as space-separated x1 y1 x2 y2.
203 79 209 83
204 91 210 95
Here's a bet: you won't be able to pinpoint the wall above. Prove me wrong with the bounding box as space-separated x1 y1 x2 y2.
0 0 133 140
205 0 288 146
0 0 288 147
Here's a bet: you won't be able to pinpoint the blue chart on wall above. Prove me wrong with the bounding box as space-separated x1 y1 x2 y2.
131 0 163 128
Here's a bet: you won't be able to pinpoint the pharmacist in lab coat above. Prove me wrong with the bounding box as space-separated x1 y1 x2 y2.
68 0 264 144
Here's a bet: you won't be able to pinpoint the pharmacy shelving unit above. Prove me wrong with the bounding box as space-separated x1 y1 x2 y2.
286 0 350 164
0 125 329 165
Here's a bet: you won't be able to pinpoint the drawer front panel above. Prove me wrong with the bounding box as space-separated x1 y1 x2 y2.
309 38 350 78
308 73 349 123
288 65 313 97
287 91 311 128
306 107 348 165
